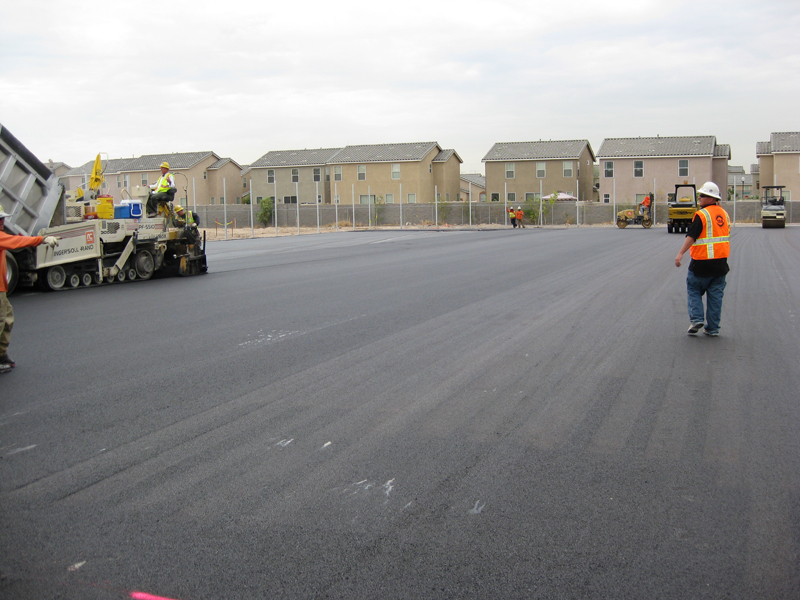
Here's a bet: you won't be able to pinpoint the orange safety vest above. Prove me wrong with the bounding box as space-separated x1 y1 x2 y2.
515 210 524 220
689 205 730 260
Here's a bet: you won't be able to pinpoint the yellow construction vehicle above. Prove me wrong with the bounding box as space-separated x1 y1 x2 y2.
667 184 697 233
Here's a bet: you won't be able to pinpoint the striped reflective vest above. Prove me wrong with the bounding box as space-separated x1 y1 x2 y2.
155 173 175 194
690 205 730 260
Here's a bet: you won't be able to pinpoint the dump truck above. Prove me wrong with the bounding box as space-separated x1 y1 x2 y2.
1 121 206 293
760 185 786 228
667 184 697 233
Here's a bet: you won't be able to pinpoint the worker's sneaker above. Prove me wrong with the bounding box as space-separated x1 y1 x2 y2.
687 322 704 335
0 355 15 368
703 329 719 337
0 362 12 374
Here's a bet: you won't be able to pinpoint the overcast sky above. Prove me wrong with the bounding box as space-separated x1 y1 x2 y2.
1 0 798 174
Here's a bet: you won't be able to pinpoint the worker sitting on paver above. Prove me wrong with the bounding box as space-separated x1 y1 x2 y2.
147 162 177 217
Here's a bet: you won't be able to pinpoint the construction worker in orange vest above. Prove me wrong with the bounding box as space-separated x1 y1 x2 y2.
674 182 730 337
515 206 525 228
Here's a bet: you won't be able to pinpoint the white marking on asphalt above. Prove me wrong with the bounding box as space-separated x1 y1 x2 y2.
321 441 332 449
277 439 294 447
6 445 36 456
383 479 395 497
468 500 486 515
67 561 86 571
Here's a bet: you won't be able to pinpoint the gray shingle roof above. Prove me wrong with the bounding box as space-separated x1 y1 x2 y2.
769 132 800 153
597 136 716 158
714 144 731 159
728 165 745 174
482 140 593 162
330 142 440 164
120 151 216 171
460 173 486 188
751 164 759 174
250 148 343 168
433 148 462 163
208 157 243 170
756 141 771 155
64 157 138 176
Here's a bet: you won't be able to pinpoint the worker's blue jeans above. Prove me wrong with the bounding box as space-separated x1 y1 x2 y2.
686 271 726 334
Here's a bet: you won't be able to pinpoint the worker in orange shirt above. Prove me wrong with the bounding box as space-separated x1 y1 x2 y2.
639 193 652 217
515 206 525 228
0 204 59 373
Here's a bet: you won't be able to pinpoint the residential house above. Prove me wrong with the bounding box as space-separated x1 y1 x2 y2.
482 140 596 205
756 132 800 200
596 135 730 205
247 148 342 205
326 142 462 205
727 165 757 200
460 173 486 202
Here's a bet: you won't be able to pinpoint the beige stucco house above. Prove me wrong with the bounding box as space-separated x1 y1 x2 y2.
482 140 596 204
62 152 243 207
596 136 730 205
756 132 800 200
460 173 486 202
247 142 462 206
247 148 342 205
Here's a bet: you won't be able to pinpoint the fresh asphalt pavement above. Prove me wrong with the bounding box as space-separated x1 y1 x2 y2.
1 225 799 599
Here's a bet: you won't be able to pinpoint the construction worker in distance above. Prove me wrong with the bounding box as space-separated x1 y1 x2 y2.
639 193 652 217
515 206 525 228
508 205 517 228
674 181 730 337
147 162 177 217
0 204 59 374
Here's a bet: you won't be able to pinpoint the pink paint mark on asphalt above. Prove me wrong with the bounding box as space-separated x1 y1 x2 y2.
130 592 182 600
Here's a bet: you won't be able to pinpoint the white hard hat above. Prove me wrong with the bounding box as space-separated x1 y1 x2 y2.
0 203 11 218
698 181 721 200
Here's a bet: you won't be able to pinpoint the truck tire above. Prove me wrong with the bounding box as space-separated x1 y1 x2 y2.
616 218 627 229
6 252 19 294
642 218 653 228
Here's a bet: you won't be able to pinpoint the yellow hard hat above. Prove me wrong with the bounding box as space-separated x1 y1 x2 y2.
160 162 170 169
174 204 185 213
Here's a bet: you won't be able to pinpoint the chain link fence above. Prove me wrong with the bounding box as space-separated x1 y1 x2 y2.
191 200 797 235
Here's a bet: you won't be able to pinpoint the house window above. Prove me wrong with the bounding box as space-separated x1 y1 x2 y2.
325 167 330 182
243 177 247 189
446 193 450 201
536 162 546 178
256 196 263 203
635 194 645 204
678 159 689 177
385 193 394 203
603 193 610 203
563 161 573 178
407 193 416 203
491 193 500 202
283 196 297 204
634 161 644 178
507 192 516 203
220 196 225 204
506 163 515 179
429 164 432 174
141 174 148 185
359 195 376 204
291 168 299 183
479 192 486 202
267 169 275 184
236 197 241 204
357 165 366 181
203 171 207 180
334 166 342 181
123 174 129 188
391 164 400 180
313 167 321 182
210 197 215 205
604 161 614 178
525 193 537 202
117 176 121 188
